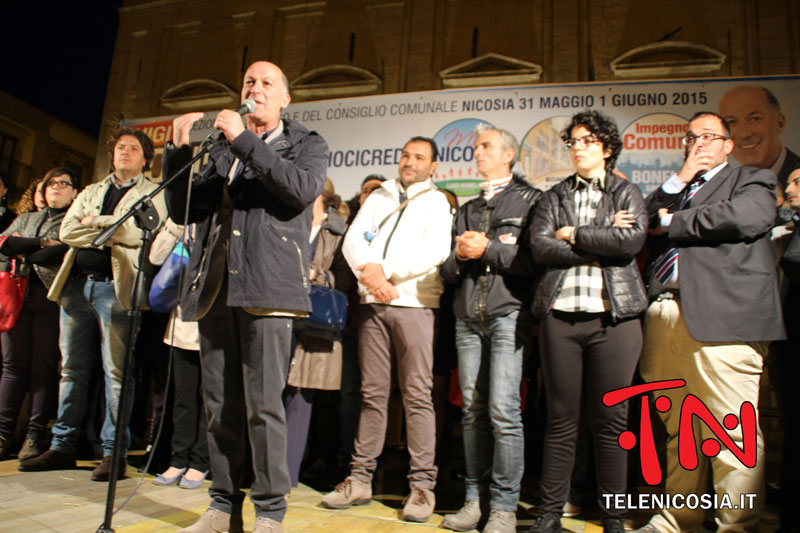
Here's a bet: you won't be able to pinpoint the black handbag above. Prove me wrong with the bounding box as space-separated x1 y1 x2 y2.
294 273 347 341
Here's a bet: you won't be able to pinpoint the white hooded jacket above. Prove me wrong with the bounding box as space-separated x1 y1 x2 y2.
343 177 453 308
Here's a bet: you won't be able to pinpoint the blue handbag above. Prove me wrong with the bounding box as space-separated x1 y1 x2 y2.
148 239 190 313
294 273 347 341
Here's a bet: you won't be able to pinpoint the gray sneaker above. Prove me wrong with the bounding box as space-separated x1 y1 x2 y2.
178 508 244 533
483 509 516 533
442 500 482 531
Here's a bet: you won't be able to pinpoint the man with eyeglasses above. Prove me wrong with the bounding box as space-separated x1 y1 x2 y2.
19 128 167 482
635 112 785 533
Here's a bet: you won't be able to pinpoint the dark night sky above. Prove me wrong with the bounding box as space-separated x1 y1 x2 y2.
1 2 123 138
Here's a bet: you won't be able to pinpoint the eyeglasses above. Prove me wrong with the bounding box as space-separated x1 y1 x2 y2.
46 179 73 189
564 134 600 150
682 133 729 147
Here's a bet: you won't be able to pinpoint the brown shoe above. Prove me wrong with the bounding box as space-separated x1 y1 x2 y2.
91 455 128 482
18 449 76 471
402 487 435 522
321 476 372 509
17 438 46 461
0 435 8 459
178 508 244 533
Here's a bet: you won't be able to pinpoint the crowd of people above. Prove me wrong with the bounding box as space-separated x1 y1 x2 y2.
0 59 797 533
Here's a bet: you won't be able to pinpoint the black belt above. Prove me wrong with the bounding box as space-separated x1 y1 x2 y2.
655 290 679 300
72 272 113 283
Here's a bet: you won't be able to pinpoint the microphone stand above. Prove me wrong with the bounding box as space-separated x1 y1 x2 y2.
95 135 216 533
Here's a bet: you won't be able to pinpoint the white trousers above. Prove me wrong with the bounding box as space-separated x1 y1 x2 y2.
639 297 766 533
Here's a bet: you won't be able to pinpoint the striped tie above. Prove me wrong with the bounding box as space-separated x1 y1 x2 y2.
653 174 706 285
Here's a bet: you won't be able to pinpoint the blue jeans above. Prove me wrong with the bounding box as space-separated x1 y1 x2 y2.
456 310 530 511
51 279 134 456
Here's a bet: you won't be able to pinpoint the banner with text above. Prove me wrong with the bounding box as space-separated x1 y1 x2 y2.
122 75 800 199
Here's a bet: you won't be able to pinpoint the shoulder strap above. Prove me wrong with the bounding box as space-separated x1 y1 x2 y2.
377 187 435 230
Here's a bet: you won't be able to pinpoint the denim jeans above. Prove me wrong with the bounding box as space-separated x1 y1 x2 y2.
455 309 530 511
51 279 134 456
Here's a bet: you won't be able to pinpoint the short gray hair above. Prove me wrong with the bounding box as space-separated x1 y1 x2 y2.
475 123 519 163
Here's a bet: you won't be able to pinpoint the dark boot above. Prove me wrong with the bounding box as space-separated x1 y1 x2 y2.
528 511 562 533
18 449 76 471
91 455 128 481
603 518 626 533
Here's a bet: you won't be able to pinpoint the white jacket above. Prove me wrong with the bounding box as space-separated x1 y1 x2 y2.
343 178 453 308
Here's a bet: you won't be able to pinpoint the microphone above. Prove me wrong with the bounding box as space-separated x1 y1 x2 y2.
204 99 258 146
196 99 258 179
234 98 257 116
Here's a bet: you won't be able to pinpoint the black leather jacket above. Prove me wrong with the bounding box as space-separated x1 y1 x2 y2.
163 118 327 319
440 174 541 321
530 172 648 320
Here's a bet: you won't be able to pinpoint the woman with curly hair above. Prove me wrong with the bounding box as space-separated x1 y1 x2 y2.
15 178 47 216
527 110 648 533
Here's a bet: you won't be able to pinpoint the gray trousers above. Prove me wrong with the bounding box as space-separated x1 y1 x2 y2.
350 304 438 490
198 287 292 521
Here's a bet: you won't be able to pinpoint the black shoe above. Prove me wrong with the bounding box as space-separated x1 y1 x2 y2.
528 511 562 533
18 449 76 471
631 525 662 533
603 518 626 533
91 455 128 482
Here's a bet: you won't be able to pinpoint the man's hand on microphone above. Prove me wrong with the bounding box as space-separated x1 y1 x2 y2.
172 112 204 147
215 109 246 143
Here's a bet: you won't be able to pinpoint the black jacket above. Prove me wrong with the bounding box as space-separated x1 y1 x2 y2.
530 172 648 320
163 118 327 320
440 174 541 321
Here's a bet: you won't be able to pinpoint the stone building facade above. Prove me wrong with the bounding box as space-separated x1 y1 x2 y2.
95 0 800 179
0 91 96 204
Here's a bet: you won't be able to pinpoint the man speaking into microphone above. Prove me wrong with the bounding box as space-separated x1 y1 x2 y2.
163 61 327 533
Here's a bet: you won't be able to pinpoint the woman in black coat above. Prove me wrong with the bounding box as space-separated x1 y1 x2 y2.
528 111 648 533
0 168 77 460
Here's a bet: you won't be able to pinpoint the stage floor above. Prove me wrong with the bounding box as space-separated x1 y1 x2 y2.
0 456 782 532
0 457 610 532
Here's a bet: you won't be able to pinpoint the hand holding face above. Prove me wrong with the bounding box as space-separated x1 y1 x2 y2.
677 142 714 183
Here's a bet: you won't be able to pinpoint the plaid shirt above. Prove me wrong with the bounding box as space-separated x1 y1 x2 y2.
552 175 610 313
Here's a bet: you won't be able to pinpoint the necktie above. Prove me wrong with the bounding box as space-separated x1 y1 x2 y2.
653 173 706 285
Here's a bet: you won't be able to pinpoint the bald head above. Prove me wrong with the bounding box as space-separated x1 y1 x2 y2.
719 84 785 169
241 61 291 131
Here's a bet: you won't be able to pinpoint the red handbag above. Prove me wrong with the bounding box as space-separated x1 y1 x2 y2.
0 238 28 331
